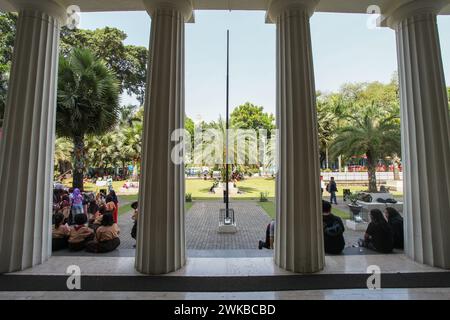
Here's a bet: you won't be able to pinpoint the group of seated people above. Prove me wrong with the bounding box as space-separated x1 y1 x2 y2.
52 188 121 253
259 201 404 255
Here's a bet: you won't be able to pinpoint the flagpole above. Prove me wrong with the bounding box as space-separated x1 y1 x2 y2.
225 29 230 215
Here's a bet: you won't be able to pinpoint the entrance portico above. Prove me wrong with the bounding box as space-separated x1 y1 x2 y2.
0 0 449 276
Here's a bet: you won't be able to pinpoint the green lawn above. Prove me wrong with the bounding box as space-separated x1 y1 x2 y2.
117 193 193 216
258 201 275 219
258 200 351 220
186 177 276 200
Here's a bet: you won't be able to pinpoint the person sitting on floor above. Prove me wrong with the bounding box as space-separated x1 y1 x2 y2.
86 213 120 253
68 214 94 251
130 201 138 248
91 206 107 230
108 190 119 224
52 212 70 251
258 220 275 249
59 195 71 224
87 200 99 226
322 200 345 254
358 209 394 253
385 207 404 250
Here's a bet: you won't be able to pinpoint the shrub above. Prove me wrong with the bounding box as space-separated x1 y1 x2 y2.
185 193 192 202
260 192 269 202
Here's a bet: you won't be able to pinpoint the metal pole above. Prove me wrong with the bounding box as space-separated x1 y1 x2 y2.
225 29 230 215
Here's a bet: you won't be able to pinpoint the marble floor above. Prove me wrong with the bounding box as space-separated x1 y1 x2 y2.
2 254 448 300
11 254 444 277
1 288 450 300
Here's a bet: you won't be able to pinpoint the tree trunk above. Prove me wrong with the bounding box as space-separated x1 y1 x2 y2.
393 154 401 180
366 152 377 192
132 159 138 181
72 134 85 190
325 147 329 169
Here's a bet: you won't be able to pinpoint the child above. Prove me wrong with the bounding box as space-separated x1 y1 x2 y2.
52 212 70 251
59 194 71 224
86 213 120 253
68 214 94 251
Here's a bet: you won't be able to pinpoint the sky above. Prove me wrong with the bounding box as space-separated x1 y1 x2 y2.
79 10 450 121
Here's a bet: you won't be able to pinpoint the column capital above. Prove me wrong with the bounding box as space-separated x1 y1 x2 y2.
267 0 319 23
142 0 194 22
5 0 67 23
380 0 450 29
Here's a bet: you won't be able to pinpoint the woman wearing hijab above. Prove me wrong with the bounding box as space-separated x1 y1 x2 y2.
385 207 404 249
70 188 84 224
358 209 394 253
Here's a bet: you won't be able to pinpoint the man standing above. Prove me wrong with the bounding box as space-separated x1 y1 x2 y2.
327 177 338 204
322 201 345 254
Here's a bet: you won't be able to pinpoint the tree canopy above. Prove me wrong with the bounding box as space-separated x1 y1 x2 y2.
230 102 275 134
60 26 148 104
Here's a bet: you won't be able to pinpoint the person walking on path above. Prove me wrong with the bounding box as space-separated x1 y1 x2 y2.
327 177 338 205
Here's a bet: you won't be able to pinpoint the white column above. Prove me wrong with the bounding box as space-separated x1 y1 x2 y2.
386 0 450 268
268 0 324 273
136 0 192 274
0 0 65 273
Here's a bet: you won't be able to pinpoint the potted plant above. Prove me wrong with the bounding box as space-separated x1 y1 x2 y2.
347 193 363 222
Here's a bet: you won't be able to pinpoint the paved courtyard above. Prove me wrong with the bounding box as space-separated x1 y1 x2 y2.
186 201 272 250
117 200 272 251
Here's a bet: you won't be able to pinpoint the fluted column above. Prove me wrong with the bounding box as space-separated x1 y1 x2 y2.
0 0 65 273
136 0 192 274
387 0 450 268
268 0 324 273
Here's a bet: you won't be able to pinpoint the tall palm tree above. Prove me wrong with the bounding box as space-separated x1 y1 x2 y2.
56 48 120 190
330 104 401 192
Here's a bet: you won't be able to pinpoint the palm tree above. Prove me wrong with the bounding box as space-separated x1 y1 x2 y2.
54 137 73 177
330 104 401 192
317 95 337 169
120 121 142 180
56 48 120 190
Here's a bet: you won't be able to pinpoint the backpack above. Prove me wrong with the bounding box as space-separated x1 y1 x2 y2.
324 218 344 237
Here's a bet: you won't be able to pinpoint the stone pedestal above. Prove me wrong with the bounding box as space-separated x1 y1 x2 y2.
345 220 368 232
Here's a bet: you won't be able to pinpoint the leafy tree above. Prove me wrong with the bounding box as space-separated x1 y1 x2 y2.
119 108 143 180
230 102 275 135
317 92 337 168
0 12 17 127
330 104 401 192
56 48 120 190
60 27 148 104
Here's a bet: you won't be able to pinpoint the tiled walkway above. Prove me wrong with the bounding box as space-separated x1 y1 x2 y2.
117 201 272 250
186 201 272 250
